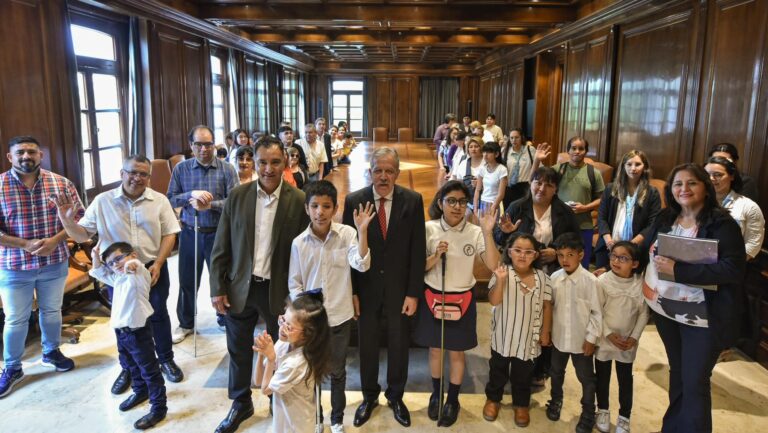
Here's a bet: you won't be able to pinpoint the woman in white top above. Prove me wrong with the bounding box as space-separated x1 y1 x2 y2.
235 146 258 184
704 156 765 260
473 141 507 214
595 241 648 433
228 128 250 166
501 128 538 207
414 180 500 427
253 292 331 433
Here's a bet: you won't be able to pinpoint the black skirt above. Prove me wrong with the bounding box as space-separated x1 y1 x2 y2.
413 285 478 351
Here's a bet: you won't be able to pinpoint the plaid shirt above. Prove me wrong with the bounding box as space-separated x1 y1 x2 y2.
167 158 239 228
0 169 84 270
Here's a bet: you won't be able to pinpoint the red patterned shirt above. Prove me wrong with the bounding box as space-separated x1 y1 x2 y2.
0 169 84 270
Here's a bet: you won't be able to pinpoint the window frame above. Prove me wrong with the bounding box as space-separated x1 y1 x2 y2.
210 47 230 146
330 79 364 135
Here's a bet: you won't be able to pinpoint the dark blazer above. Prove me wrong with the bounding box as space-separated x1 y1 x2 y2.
650 209 746 348
210 181 309 315
595 183 661 266
493 195 580 248
342 185 426 313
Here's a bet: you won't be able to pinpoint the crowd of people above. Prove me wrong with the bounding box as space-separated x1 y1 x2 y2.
0 112 764 433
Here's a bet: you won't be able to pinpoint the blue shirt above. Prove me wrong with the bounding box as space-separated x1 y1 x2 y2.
167 158 239 228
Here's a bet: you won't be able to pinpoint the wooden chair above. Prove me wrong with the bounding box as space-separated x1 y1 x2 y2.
649 178 667 208
150 159 172 195
373 127 388 143
397 127 414 142
169 154 185 171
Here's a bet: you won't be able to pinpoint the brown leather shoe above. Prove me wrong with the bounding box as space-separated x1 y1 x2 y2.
483 399 500 422
514 406 530 427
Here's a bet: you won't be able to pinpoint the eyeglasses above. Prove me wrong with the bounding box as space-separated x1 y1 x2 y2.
609 253 633 264
106 253 128 268
192 142 215 149
277 315 303 334
510 248 537 257
444 197 469 208
124 170 150 179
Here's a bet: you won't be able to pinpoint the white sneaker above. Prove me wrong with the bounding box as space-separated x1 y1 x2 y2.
596 409 610 433
330 424 345 433
314 424 325 433
616 415 630 433
171 327 193 344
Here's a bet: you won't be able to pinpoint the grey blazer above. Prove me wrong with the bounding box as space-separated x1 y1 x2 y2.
210 181 309 315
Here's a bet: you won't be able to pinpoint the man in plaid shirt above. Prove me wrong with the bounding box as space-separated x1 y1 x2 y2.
0 136 84 398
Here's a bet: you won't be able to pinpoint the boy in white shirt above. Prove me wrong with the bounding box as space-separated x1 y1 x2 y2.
90 242 167 430
288 180 375 433
546 232 602 433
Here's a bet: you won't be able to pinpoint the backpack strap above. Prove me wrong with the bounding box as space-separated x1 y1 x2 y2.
587 163 597 199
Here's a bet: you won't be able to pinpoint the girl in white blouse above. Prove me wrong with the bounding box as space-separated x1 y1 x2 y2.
595 241 648 433
484 233 553 427
253 292 331 433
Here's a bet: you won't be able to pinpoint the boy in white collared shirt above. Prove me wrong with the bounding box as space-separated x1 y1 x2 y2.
288 180 375 433
90 242 167 430
546 232 602 433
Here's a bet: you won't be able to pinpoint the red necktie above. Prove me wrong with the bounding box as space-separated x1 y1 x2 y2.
378 197 387 240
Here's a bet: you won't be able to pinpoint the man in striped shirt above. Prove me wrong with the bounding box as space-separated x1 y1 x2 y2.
0 136 84 398
167 125 238 342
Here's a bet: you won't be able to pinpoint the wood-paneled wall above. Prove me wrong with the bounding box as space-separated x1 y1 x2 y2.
0 0 82 188
367 76 419 139
148 22 211 158
476 64 525 134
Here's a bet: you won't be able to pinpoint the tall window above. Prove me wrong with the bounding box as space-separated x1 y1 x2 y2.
331 80 364 134
210 51 229 145
70 17 127 198
282 70 298 129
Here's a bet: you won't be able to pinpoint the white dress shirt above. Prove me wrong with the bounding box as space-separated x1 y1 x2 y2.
424 218 486 293
78 187 181 264
252 181 282 278
722 191 765 258
296 138 328 175
533 205 554 246
550 265 602 353
270 340 315 433
288 222 371 326
372 188 394 228
595 271 648 363
90 259 154 329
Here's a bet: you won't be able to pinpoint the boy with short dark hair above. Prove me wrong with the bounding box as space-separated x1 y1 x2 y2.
90 242 167 430
287 180 375 433
546 232 602 433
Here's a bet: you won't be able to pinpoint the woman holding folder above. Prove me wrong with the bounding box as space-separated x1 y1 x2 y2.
643 163 746 433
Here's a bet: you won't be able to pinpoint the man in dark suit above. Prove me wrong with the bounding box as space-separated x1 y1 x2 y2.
342 147 426 428
209 137 309 433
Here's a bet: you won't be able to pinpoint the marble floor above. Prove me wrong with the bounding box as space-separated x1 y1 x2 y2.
1 255 767 433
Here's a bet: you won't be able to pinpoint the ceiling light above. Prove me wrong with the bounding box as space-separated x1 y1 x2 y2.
349 26 363 29
460 27 478 31
415 26 431 30
299 25 317 29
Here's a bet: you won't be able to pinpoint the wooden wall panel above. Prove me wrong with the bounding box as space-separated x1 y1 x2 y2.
612 6 702 179
533 52 564 157
394 77 415 133
562 43 586 144
149 23 210 158
506 63 525 130
0 0 81 188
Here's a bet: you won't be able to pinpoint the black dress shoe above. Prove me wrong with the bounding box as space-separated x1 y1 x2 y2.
119 393 149 411
437 401 459 427
214 402 255 433
353 400 379 427
428 393 439 421
111 369 131 395
160 360 183 383
387 399 411 427
134 411 166 430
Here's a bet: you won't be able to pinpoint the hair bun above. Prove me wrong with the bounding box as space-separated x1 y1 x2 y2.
299 288 325 303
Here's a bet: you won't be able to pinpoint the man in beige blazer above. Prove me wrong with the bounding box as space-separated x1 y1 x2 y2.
209 137 309 433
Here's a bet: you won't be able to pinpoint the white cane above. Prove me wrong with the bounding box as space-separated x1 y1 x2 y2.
193 210 199 358
437 253 447 424
315 382 322 432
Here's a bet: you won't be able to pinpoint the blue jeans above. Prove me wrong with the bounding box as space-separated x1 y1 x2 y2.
117 325 167 414
0 261 68 370
177 224 216 329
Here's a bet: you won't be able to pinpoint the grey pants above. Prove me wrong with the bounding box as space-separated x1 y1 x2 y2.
320 319 351 425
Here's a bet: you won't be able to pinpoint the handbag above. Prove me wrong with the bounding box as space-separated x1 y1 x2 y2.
424 286 473 321
461 155 476 200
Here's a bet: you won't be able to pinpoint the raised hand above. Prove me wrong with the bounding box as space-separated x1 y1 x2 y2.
90 245 102 268
534 142 551 162
49 193 80 225
353 202 376 231
499 214 522 234
477 208 499 233
493 263 508 280
124 260 139 274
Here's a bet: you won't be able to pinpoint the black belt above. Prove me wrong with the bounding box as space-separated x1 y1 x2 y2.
182 223 217 233
252 275 269 283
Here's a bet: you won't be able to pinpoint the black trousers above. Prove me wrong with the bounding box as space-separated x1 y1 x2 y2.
225 278 280 404
485 349 535 407
319 319 352 424
116 325 167 414
549 346 597 414
177 225 216 329
655 312 720 433
358 302 410 402
595 359 633 418
533 345 552 379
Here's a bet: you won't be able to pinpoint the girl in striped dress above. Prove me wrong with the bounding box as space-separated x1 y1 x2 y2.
483 233 553 427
